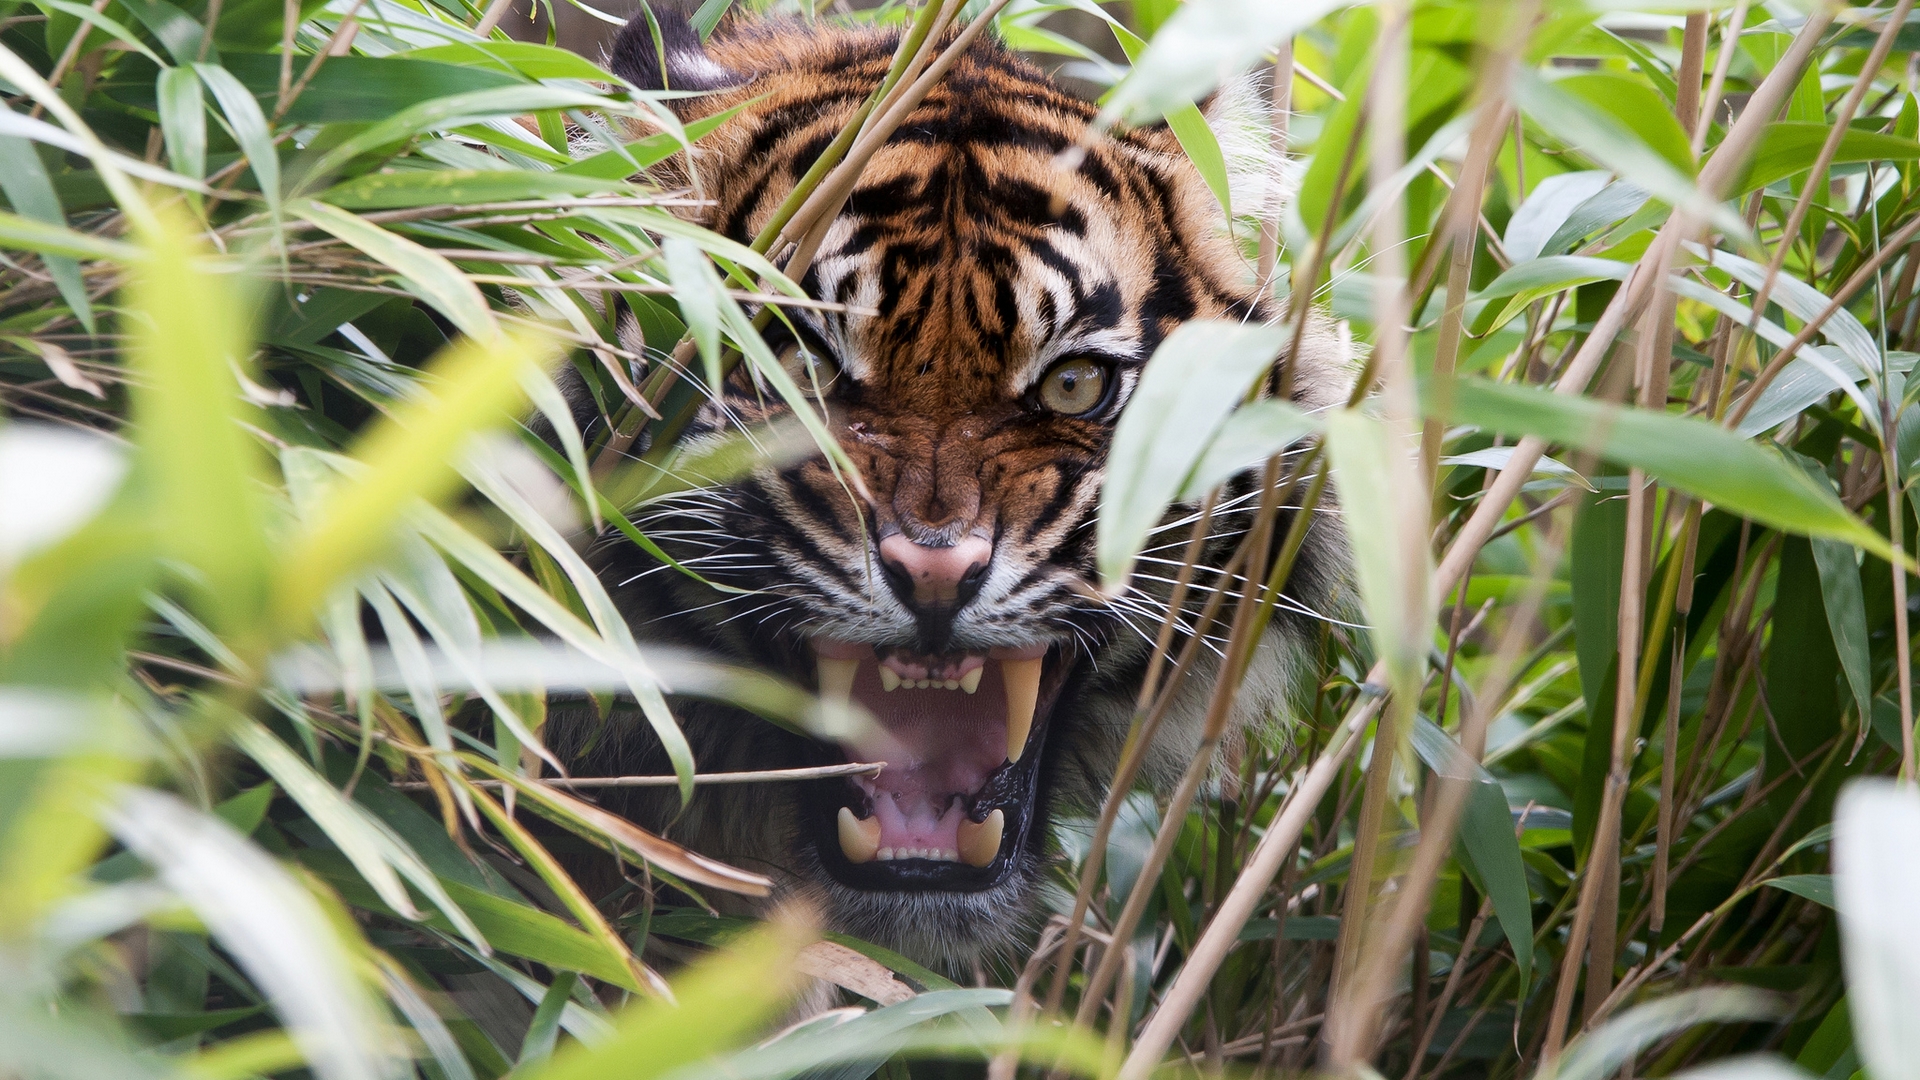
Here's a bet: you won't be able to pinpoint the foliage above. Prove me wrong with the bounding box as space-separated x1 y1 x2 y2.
8 0 1920 1079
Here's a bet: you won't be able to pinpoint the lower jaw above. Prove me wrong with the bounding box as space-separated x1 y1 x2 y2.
805 729 1050 892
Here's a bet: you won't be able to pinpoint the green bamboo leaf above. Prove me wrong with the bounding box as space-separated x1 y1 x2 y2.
1549 989 1787 1080
1789 454 1874 733
302 85 626 184
557 103 747 179
1470 255 1630 337
306 852 636 989
1556 72 1694 175
1410 717 1533 998
0 136 95 331
518 972 576 1069
1763 874 1835 910
34 0 164 64
103 788 395 1080
1695 245 1882 387
319 169 632 210
462 446 696 803
1424 376 1901 565
214 54 522 124
194 63 279 219
1512 70 1747 242
399 41 618 81
1107 20 1232 217
293 198 497 343
1097 320 1289 588
231 719 489 952
663 237 725 388
156 67 206 183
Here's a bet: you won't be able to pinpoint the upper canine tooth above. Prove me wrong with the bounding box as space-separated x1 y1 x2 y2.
837 807 880 864
817 657 858 702
878 667 900 692
959 667 982 694
958 809 1004 867
1002 657 1041 762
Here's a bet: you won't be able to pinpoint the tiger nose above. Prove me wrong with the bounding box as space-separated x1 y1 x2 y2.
878 534 992 607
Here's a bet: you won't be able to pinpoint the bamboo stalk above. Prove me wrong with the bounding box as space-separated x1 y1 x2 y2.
389 761 885 790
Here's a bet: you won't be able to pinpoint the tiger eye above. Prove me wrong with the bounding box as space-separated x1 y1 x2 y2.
1037 358 1108 416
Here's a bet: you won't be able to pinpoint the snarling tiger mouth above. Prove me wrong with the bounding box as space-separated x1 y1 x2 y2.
807 638 1073 890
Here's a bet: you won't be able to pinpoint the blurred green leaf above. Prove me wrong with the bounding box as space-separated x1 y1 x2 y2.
1742 123 1920 195
1098 319 1289 588
1835 781 1920 1080
270 328 550 628
527 913 814 1080
1325 407 1432 683
126 206 271 636
1100 0 1346 124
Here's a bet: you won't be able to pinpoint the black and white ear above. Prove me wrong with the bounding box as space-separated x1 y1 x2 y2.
609 5 740 95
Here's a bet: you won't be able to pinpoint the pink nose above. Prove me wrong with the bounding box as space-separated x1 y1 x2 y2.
878 533 992 606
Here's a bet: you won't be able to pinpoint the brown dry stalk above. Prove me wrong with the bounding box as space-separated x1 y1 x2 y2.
1119 9 1833 1062
1070 459 1291 1031
1436 6 1835 609
1117 691 1384 1080
1741 0 1912 336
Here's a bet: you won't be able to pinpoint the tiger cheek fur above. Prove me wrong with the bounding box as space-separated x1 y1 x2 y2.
551 11 1350 968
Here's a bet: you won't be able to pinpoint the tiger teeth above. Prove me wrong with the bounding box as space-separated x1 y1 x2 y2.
958 809 1004 867
958 667 982 694
878 667 901 692
874 847 958 862
817 657 858 702
837 807 880 864
1002 658 1041 762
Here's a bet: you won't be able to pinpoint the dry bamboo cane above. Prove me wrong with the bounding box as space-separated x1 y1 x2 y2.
1120 10 1837 1075
1326 8 1424 1060
1740 0 1913 340
1330 511 1569 1066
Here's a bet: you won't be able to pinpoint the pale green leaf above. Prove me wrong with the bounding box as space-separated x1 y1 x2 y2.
1098 320 1290 588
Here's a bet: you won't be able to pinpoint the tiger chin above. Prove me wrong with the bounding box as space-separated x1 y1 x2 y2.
549 9 1351 969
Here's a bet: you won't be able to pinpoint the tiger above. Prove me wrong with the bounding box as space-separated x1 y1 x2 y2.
552 6 1350 968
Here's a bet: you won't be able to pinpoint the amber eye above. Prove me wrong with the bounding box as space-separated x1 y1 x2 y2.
778 341 842 396
1036 357 1110 416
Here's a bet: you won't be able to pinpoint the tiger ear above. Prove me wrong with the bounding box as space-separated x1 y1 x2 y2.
1197 73 1292 223
609 5 741 98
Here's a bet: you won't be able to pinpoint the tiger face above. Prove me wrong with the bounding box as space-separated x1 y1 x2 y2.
564 12 1347 965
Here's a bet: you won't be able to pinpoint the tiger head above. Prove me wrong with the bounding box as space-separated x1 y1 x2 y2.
566 11 1348 965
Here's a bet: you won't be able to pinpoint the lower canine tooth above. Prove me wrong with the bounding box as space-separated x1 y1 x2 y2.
817 657 858 702
837 808 880 864
1003 658 1041 762
878 668 900 692
959 667 982 694
958 809 1004 867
